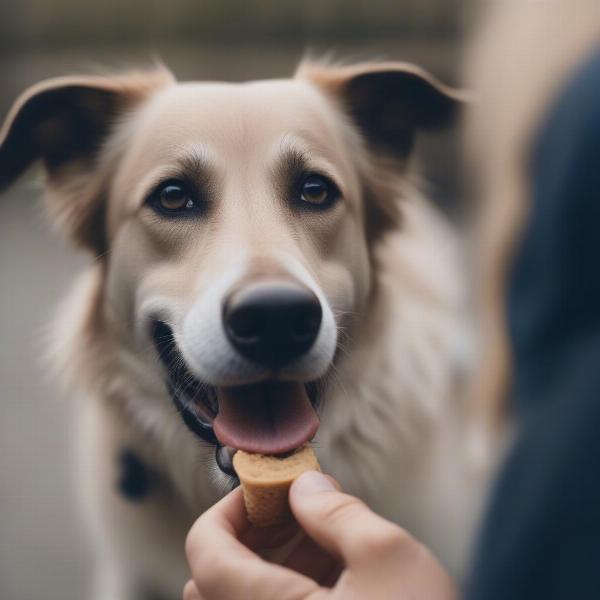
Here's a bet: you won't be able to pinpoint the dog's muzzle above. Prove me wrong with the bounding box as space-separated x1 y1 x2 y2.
152 317 323 473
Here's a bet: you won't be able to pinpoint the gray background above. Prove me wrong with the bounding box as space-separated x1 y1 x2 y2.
0 2 475 598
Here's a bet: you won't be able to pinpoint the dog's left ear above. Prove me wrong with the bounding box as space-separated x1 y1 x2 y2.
298 61 469 158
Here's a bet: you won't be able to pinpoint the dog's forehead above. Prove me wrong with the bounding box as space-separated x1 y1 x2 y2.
109 77 359 215
132 78 341 151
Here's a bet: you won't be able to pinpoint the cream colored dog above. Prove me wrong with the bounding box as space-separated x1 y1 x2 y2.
0 60 482 599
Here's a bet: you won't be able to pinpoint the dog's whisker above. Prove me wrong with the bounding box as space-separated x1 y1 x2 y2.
324 360 352 410
333 337 353 362
89 245 114 265
332 308 355 319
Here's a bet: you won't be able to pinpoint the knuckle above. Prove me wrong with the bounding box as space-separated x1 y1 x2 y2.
184 526 196 559
185 516 211 562
195 552 231 588
361 523 413 558
184 521 204 563
318 493 367 525
185 530 226 588
182 580 198 600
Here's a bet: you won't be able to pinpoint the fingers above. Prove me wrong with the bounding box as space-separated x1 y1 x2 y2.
186 487 321 600
186 474 456 600
186 487 263 562
189 550 321 600
183 579 203 600
242 519 299 552
289 471 412 567
283 533 343 585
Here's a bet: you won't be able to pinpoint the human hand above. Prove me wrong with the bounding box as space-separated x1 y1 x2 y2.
184 471 457 599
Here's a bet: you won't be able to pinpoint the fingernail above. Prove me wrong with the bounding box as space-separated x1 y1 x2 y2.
292 471 336 497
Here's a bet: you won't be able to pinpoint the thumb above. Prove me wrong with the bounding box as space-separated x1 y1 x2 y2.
289 471 408 567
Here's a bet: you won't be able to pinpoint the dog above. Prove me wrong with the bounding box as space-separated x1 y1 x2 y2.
0 59 484 599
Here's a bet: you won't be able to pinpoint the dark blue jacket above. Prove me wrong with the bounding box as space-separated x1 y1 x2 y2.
467 47 600 599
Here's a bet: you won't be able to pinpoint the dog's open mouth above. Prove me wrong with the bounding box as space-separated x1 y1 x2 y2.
152 321 320 459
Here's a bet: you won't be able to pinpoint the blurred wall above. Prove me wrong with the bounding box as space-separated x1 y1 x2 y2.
0 0 463 49
0 0 467 103
0 2 469 599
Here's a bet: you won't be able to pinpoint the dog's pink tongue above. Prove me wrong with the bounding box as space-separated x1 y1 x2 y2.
214 382 319 455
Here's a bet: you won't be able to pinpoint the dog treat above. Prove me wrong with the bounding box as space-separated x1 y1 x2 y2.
233 444 320 527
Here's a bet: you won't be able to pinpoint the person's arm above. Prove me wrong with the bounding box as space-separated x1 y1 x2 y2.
184 471 457 600
466 46 600 600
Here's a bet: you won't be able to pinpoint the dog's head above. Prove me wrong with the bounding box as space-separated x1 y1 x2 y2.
0 61 463 475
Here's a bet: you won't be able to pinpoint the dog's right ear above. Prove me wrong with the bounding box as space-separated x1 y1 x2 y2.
0 69 173 254
298 60 470 160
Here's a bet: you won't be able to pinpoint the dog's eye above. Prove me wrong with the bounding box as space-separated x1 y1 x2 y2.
300 175 338 208
150 181 196 214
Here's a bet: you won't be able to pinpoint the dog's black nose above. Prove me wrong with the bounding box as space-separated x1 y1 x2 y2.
223 280 322 369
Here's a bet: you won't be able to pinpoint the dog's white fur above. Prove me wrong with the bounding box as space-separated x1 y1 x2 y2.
2 61 489 599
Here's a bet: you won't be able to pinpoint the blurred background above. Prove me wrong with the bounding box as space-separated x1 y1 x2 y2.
0 2 473 598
